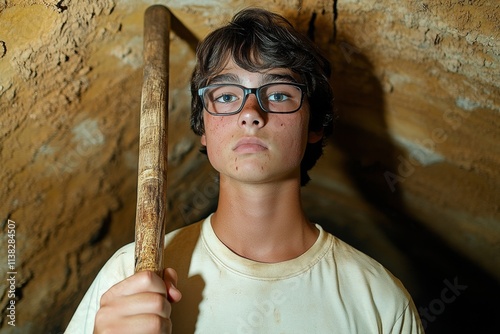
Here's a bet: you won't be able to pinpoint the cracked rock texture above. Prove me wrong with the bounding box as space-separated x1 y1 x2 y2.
0 0 499 333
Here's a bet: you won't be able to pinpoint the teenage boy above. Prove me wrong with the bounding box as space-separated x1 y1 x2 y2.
66 8 424 333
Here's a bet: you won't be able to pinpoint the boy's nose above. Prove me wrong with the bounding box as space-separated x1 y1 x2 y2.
238 94 265 128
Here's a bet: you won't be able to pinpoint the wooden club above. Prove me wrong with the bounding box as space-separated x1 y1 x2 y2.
134 5 171 278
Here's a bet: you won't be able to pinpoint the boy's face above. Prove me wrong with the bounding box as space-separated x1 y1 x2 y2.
200 59 322 185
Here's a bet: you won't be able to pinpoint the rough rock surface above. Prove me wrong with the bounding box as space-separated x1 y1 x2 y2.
0 0 498 333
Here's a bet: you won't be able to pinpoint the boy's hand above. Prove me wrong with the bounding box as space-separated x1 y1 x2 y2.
94 268 182 334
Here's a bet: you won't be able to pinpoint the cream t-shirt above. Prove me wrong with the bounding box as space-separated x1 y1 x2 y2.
66 215 424 333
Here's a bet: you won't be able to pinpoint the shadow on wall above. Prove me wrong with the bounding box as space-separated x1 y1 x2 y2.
322 34 500 333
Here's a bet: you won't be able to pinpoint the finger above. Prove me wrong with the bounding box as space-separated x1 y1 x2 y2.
95 313 170 334
125 314 171 334
99 291 171 320
122 292 171 318
101 271 167 306
165 267 178 286
164 268 182 303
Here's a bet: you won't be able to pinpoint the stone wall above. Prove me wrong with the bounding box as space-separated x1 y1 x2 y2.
0 0 498 333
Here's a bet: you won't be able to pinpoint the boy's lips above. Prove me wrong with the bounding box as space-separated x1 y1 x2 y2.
233 137 268 153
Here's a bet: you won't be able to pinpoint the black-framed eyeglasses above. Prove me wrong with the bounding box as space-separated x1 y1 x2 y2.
198 83 306 116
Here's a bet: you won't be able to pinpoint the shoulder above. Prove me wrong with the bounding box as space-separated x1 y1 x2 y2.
96 220 204 281
98 242 136 281
164 220 203 246
324 230 412 306
322 231 424 331
328 232 400 282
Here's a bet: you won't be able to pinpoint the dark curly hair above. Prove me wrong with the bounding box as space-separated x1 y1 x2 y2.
190 8 334 185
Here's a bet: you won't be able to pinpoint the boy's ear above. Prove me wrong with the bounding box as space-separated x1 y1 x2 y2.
201 134 207 146
308 129 323 143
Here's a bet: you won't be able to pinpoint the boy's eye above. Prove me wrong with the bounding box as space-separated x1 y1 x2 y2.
215 94 238 103
268 92 289 102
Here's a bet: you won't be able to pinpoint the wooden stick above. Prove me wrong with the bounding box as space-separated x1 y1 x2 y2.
134 5 171 277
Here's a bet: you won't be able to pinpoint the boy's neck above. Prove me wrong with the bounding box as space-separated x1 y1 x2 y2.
210 176 319 263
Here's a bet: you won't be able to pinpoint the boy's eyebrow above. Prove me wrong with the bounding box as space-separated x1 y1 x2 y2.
208 73 240 85
207 72 300 86
261 73 299 84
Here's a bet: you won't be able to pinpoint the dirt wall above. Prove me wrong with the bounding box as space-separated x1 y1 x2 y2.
0 0 498 333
